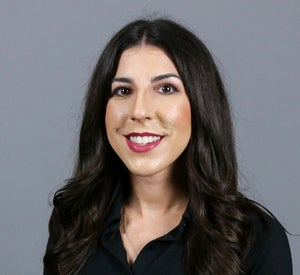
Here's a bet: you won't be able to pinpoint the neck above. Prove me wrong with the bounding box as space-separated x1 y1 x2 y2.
126 171 188 216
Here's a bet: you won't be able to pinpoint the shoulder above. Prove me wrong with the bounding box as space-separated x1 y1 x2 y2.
242 211 293 274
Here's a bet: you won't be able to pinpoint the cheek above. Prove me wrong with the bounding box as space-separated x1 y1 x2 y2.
105 101 123 131
166 100 191 129
105 102 114 130
105 102 120 141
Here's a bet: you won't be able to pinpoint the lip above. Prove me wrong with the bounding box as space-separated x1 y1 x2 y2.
125 132 163 153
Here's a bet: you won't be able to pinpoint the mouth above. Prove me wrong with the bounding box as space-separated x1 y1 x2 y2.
125 132 163 152
128 135 162 145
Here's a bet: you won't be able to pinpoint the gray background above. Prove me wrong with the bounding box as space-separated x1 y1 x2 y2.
0 1 299 274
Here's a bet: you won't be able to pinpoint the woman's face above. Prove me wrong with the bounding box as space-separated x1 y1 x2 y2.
105 45 191 178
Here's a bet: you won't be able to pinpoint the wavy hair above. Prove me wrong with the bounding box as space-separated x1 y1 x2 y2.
44 18 263 274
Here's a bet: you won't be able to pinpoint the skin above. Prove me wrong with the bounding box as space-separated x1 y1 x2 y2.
105 45 192 263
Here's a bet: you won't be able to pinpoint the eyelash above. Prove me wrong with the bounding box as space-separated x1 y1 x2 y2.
111 81 180 97
155 82 179 94
111 86 132 97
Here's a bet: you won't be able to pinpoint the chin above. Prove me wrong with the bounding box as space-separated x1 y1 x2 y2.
129 169 159 178
127 164 172 179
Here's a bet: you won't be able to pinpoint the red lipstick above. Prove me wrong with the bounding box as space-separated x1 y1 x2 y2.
125 132 163 153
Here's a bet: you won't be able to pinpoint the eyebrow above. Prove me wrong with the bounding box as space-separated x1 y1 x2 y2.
112 73 181 84
151 73 181 82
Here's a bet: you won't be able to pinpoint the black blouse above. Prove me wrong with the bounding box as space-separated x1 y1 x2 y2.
80 194 292 275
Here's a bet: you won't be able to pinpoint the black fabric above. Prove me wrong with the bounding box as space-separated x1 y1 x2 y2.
80 194 292 275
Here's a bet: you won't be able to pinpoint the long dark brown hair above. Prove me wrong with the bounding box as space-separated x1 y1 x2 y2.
44 18 266 274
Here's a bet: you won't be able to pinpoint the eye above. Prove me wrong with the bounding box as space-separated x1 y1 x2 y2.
157 84 178 94
111 86 132 97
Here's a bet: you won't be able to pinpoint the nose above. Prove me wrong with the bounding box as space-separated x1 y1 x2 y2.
130 91 152 122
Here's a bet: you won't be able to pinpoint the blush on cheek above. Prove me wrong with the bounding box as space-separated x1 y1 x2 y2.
105 102 116 136
106 101 129 121
105 102 118 126
181 104 191 123
166 102 191 125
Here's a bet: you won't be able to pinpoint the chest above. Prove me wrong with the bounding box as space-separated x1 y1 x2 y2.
80 229 187 275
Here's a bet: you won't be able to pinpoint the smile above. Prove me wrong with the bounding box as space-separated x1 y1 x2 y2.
125 133 163 153
129 136 161 145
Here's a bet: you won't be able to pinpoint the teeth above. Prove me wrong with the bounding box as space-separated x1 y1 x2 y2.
129 136 161 145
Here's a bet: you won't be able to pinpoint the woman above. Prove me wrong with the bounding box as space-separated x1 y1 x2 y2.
44 19 292 274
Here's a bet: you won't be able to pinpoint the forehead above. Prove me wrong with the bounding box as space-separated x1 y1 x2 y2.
115 45 179 76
